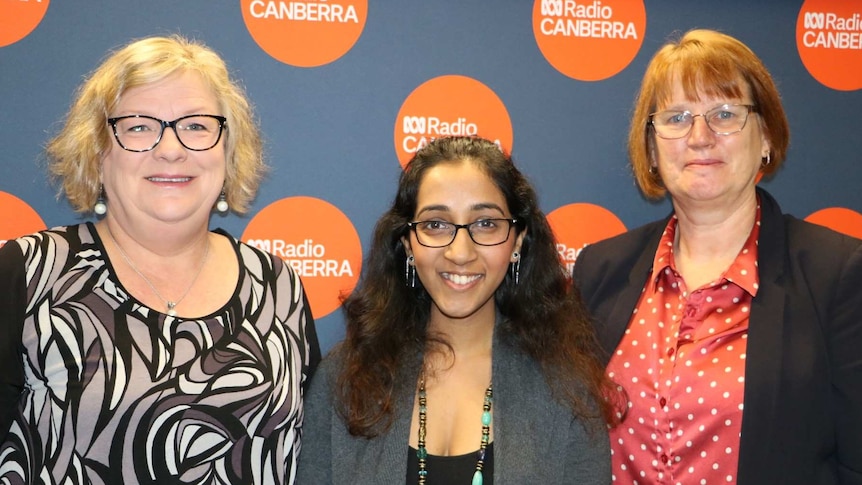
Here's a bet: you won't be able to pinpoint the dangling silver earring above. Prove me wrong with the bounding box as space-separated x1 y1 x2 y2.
94 185 107 215
762 152 772 167
648 165 658 176
510 251 520 285
215 190 229 213
405 255 416 287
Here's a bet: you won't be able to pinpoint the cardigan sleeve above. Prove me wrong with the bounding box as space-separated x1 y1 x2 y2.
0 241 26 443
295 356 335 484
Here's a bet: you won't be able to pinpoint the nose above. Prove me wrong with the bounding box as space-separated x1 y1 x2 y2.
444 226 478 264
686 114 716 146
153 125 187 160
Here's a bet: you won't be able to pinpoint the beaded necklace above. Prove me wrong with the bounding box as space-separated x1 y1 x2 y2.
416 373 493 485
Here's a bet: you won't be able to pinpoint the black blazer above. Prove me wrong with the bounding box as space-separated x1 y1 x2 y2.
572 188 862 484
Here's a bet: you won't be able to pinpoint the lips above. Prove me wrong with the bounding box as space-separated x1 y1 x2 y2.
147 176 192 183
442 273 482 285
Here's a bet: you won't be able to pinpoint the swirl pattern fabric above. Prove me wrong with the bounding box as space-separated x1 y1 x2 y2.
0 223 317 485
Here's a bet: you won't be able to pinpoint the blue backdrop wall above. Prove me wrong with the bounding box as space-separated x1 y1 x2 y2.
1 1 860 353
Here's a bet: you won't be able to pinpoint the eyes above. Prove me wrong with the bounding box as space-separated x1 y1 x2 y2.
408 218 518 247
649 104 755 139
416 219 502 235
658 105 745 126
117 117 217 134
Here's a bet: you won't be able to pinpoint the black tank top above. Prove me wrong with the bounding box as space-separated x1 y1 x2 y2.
406 442 495 484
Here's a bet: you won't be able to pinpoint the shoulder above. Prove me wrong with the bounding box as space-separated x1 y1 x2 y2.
580 218 666 258
305 353 336 402
757 192 862 272
784 216 862 253
781 216 862 286
758 186 862 260
1 224 90 270
573 218 666 286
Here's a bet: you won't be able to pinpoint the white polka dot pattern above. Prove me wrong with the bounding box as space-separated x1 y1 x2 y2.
607 214 761 484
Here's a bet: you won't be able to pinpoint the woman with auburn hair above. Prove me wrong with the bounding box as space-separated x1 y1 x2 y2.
0 35 319 484
298 136 615 484
574 29 862 484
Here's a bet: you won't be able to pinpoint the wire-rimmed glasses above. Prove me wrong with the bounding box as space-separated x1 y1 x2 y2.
649 104 756 139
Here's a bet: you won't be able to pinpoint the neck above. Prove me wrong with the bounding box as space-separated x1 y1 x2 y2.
670 190 757 289
99 216 210 258
426 310 495 359
672 189 757 261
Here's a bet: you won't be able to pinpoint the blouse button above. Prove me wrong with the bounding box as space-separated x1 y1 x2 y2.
661 454 669 464
667 347 675 357
659 397 667 407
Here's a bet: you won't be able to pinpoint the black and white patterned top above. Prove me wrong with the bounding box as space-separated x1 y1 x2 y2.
0 223 320 485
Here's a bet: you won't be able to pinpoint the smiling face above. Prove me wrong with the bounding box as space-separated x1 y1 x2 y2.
403 160 524 328
653 77 771 208
100 70 226 228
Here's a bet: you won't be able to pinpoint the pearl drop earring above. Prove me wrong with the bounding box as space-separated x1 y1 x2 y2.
94 185 107 215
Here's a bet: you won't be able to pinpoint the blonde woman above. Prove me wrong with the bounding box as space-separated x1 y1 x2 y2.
0 35 319 484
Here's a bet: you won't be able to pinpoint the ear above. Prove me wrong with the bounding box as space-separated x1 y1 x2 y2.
761 134 771 161
511 230 526 262
756 114 772 157
401 236 413 259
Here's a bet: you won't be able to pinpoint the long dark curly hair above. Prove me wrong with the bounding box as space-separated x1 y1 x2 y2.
335 136 615 436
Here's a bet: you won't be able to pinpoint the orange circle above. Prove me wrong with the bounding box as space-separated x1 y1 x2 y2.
797 0 862 91
0 0 50 48
532 0 646 81
546 203 627 273
805 207 862 239
241 0 367 67
394 75 513 167
242 196 362 318
0 191 47 249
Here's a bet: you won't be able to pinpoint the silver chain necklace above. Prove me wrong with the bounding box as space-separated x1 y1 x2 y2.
106 225 210 317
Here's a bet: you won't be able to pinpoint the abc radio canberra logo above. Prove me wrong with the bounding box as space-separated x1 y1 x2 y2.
0 0 50 48
0 191 47 249
242 196 362 318
394 75 513 167
241 0 367 67
797 0 862 90
532 0 646 81
546 203 626 273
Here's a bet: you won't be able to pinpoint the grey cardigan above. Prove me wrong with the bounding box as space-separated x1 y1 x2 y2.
296 332 610 484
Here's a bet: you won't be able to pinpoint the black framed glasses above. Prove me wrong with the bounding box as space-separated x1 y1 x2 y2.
649 104 756 139
407 218 518 248
107 114 227 152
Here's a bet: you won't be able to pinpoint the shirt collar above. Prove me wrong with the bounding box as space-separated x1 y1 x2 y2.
649 200 762 296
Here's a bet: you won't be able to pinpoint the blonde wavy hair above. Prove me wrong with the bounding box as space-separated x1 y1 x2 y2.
47 34 264 213
628 29 790 199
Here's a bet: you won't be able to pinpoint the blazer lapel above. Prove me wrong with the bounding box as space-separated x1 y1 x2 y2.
736 188 787 483
599 223 664 355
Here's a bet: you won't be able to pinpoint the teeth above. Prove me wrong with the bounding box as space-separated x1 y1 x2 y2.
148 177 191 182
443 273 481 285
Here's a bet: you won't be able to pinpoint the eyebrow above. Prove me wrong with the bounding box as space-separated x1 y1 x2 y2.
661 100 745 112
415 202 506 218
